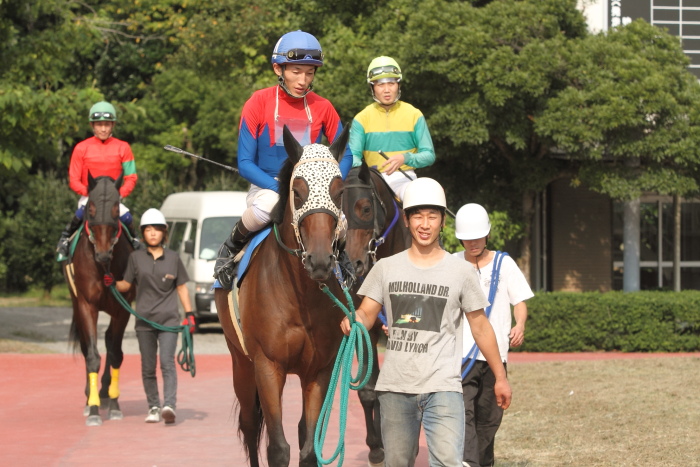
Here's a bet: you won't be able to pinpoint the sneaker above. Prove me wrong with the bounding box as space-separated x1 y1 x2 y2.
162 406 176 424
145 406 161 423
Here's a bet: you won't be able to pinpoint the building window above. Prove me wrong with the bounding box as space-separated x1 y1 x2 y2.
612 197 700 290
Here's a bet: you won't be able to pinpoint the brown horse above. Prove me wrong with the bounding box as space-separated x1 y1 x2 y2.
63 174 135 426
215 125 350 466
342 161 412 465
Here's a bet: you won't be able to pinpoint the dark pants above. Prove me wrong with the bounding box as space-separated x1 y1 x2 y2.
462 359 507 467
136 329 178 410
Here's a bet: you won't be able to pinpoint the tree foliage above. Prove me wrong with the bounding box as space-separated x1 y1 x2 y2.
2 0 700 292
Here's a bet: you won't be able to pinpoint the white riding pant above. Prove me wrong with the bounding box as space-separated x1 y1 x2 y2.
242 185 346 239
381 169 417 201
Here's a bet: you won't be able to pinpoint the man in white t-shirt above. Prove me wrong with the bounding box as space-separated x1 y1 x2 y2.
340 179 511 467
453 203 533 467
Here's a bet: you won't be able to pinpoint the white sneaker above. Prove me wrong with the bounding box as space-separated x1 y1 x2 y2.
145 406 161 423
162 406 176 424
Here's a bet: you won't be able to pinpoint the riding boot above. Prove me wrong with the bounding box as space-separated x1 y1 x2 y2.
56 215 83 259
214 221 253 289
124 220 144 250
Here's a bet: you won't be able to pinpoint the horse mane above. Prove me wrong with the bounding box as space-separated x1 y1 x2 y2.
270 157 295 226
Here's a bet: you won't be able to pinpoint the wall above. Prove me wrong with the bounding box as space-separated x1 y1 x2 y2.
549 179 612 292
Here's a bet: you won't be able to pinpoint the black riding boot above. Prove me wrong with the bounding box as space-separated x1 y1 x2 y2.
124 220 143 250
214 221 253 289
56 215 83 258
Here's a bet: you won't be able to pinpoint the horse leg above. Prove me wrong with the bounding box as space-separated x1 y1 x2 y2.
358 324 385 466
298 367 334 467
102 310 129 420
254 358 290 466
75 301 103 426
229 339 263 467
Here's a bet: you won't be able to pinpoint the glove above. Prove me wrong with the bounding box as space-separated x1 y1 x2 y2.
182 312 196 334
103 273 115 287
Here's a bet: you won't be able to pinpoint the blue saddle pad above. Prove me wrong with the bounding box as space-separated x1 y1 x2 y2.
213 226 272 290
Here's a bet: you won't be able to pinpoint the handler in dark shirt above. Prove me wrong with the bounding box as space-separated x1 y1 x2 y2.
116 208 193 425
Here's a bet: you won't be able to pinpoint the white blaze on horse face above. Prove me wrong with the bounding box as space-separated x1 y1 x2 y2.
289 143 342 228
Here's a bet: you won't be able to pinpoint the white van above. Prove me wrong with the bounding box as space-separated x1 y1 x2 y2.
159 191 248 325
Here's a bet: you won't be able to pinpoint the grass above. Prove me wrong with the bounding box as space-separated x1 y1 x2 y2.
0 284 72 307
495 357 700 466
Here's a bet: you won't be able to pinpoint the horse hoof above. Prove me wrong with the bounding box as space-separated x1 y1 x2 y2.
85 415 102 426
368 448 385 467
109 410 123 420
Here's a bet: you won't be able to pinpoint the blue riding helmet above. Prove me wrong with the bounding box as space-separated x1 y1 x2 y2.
271 31 324 67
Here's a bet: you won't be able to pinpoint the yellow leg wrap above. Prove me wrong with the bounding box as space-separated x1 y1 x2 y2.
87 372 100 407
108 368 120 399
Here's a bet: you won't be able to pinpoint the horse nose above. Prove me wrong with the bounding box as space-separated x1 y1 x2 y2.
304 253 334 281
95 251 112 265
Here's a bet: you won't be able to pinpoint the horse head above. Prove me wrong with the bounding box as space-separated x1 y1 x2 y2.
343 161 395 277
85 172 123 267
274 124 349 281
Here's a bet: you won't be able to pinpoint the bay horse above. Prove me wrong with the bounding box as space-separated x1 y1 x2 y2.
63 173 135 426
342 161 412 465
214 125 350 466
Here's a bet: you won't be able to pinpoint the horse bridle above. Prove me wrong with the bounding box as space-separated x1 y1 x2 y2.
84 220 123 265
345 174 400 264
276 153 343 265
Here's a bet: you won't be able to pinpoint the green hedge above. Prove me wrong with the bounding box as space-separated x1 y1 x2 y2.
514 291 700 352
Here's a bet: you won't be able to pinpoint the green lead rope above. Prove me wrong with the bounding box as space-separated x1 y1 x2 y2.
314 284 373 466
109 285 196 377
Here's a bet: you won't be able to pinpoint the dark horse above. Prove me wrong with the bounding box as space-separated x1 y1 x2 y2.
342 161 412 465
214 125 350 466
62 174 135 426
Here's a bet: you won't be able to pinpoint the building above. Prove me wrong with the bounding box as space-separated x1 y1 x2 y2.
535 1 700 292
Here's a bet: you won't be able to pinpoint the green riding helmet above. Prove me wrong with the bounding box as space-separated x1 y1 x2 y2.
89 102 117 122
366 56 402 83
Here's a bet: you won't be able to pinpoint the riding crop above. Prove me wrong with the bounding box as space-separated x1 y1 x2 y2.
164 145 239 174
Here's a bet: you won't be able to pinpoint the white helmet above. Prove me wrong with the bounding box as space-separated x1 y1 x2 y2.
140 208 167 228
455 203 490 240
402 177 446 210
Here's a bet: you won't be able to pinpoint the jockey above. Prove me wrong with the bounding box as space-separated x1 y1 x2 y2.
214 30 352 288
56 101 141 259
349 56 436 200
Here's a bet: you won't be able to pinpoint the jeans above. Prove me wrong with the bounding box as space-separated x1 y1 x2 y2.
136 329 178 409
378 391 465 467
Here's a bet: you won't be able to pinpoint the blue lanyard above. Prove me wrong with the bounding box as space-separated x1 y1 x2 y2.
461 251 509 379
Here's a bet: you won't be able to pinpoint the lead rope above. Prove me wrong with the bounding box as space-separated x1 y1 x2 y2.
314 276 373 466
109 285 196 377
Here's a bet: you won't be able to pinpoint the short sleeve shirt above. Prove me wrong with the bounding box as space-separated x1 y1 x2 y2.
123 248 189 331
358 250 488 394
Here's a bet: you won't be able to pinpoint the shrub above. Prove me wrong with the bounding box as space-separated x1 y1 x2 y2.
516 291 700 352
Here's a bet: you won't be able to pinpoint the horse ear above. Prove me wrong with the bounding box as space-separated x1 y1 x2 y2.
358 157 370 184
88 171 97 192
282 125 303 164
329 122 351 163
115 172 123 190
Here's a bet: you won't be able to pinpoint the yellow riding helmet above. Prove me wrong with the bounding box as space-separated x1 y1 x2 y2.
366 56 402 83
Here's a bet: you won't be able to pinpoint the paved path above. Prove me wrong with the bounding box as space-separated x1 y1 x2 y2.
1 306 697 466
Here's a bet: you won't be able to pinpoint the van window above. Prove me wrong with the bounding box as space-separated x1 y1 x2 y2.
200 217 240 260
169 221 190 252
